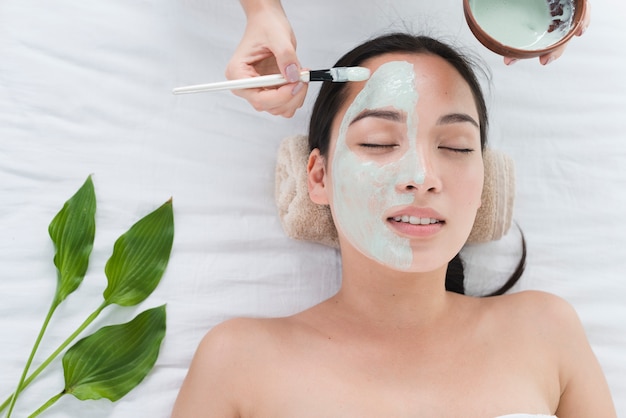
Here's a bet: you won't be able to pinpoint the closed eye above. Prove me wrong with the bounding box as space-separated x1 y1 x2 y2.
439 146 475 154
360 143 398 148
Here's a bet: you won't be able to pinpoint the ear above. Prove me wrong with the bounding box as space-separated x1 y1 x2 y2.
307 149 329 205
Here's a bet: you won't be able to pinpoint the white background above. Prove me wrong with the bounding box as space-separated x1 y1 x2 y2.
1 0 624 416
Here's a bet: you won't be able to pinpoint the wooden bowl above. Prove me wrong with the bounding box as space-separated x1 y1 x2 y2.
463 0 586 58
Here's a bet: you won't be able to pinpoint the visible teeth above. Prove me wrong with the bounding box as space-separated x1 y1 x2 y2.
392 216 439 225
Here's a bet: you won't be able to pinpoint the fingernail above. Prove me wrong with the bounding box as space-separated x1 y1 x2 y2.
285 64 300 83
506 58 519 66
291 81 304 96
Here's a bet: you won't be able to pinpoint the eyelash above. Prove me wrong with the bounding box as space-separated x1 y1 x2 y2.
359 143 398 148
439 146 475 154
359 144 475 154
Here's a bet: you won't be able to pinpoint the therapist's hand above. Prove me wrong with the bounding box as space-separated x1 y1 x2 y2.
225 0 307 118
504 0 591 65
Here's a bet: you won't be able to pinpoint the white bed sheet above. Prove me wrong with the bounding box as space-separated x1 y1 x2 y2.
1 0 624 416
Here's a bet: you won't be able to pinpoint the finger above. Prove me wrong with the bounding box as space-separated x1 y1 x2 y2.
266 26 301 82
274 83 308 118
273 47 301 83
539 43 567 65
257 83 308 118
232 84 293 111
225 51 275 81
284 63 301 84
266 95 306 118
233 82 308 116
540 0 589 65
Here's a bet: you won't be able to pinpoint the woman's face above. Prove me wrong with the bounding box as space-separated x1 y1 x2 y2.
323 52 484 273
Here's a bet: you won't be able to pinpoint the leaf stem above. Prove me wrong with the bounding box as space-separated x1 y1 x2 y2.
1 301 109 416
5 299 59 417
27 391 65 418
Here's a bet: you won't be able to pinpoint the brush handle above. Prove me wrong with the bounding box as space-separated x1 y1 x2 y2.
172 71 311 94
172 67 369 95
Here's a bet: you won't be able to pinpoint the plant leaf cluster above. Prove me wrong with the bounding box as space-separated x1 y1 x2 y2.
1 176 174 417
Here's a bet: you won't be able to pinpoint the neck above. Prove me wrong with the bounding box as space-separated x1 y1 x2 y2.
330 247 453 331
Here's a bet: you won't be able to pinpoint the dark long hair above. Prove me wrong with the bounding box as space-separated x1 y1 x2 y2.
308 33 525 296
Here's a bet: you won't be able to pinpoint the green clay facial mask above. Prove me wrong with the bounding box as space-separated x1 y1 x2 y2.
332 61 422 271
469 0 574 50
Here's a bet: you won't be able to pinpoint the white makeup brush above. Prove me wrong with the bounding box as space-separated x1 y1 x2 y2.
172 67 370 95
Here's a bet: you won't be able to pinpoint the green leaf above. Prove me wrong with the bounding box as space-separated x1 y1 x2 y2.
48 176 96 305
103 199 173 306
62 305 167 402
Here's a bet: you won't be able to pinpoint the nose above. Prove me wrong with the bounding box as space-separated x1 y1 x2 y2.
395 146 441 193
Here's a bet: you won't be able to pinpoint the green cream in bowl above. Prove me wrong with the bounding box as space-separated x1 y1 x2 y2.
464 0 584 58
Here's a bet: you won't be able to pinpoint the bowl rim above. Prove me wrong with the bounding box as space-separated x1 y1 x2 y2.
463 0 587 58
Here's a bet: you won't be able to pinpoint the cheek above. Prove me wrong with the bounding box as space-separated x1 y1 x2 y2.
436 154 483 206
333 154 385 214
333 151 416 213
455 163 484 210
473 162 485 203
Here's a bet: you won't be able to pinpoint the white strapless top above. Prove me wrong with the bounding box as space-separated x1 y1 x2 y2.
496 415 556 418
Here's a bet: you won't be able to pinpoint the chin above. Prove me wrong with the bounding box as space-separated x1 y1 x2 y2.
367 245 456 274
397 257 451 274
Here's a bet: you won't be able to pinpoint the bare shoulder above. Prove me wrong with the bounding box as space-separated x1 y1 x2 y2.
193 316 292 379
487 290 595 363
198 316 281 355
474 290 585 366
172 317 291 418
488 290 616 417
486 290 584 341
490 289 573 313
491 290 580 329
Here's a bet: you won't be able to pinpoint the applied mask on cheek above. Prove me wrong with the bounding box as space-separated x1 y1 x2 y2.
332 61 424 270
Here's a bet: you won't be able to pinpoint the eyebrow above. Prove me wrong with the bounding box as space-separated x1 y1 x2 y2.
349 109 406 125
349 109 480 128
437 113 479 128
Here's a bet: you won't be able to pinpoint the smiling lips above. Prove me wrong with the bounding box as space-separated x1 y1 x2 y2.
386 211 445 237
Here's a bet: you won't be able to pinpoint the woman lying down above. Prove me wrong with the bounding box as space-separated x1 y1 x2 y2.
172 33 616 418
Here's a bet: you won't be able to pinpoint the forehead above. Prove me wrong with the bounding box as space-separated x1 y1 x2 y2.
336 52 478 123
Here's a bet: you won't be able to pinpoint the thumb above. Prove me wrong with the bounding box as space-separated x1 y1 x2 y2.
274 44 301 83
